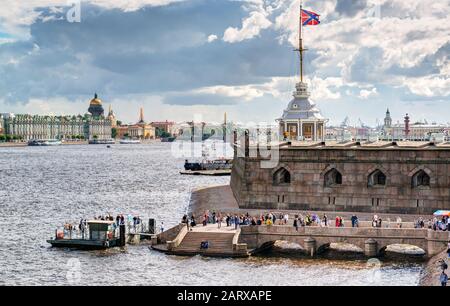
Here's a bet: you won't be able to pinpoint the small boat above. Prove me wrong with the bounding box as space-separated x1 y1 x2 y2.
184 159 233 171
28 139 62 146
89 139 115 145
47 220 125 250
119 139 141 144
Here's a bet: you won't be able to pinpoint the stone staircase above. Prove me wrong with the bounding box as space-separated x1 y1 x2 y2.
172 231 248 257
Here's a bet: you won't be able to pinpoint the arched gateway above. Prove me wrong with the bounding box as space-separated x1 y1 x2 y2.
239 225 449 258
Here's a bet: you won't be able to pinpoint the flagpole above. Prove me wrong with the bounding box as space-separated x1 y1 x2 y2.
299 0 304 83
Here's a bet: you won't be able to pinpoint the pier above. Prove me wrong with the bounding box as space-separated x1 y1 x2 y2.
154 223 449 258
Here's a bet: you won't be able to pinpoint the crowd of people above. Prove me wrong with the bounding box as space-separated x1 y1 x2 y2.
59 213 153 239
183 211 364 230
414 216 450 231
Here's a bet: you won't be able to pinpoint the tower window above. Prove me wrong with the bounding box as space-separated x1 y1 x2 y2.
324 169 342 187
368 170 387 187
273 168 291 186
412 170 430 188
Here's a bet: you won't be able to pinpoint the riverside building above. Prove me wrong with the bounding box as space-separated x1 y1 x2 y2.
1 94 112 141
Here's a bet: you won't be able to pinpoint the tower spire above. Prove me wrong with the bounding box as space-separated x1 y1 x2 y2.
139 107 144 123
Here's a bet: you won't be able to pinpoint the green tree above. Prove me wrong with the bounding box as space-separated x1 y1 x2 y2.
111 127 118 139
0 135 5 142
116 120 122 126
93 135 98 140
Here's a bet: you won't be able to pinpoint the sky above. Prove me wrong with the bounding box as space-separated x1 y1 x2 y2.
0 0 449 126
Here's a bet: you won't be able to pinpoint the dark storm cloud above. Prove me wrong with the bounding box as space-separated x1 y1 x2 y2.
0 0 298 105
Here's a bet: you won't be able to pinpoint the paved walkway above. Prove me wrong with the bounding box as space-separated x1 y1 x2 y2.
189 185 437 223
190 223 237 233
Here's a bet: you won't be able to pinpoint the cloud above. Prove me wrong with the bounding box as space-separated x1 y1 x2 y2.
207 34 218 43
0 0 449 126
359 87 378 99
223 11 272 43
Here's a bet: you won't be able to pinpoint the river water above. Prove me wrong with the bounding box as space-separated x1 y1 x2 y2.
0 143 423 286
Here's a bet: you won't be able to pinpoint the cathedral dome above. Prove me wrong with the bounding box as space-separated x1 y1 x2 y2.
90 93 102 106
88 93 105 117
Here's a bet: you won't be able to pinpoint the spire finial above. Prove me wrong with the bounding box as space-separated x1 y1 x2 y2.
94 93 98 99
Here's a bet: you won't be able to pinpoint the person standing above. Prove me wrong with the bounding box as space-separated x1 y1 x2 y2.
293 217 298 231
217 213 222 229
351 215 357 228
440 270 448 287
322 215 328 227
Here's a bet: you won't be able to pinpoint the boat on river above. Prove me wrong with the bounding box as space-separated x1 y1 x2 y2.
47 220 125 250
28 139 62 146
184 159 232 171
119 139 141 144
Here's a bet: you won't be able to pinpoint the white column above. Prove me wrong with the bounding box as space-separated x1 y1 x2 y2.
314 121 317 141
299 120 303 140
297 120 300 141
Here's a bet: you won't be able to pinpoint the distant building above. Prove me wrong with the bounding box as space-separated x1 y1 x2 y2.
107 105 117 127
151 120 176 137
382 111 450 141
384 108 392 128
0 114 4 135
1 94 112 141
116 108 155 140
88 93 105 117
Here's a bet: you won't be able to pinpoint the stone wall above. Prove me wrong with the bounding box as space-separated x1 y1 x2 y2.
231 145 450 214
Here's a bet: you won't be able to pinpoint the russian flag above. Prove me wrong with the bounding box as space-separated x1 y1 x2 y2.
301 9 320 26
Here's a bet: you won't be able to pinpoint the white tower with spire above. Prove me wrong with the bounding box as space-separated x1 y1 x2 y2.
277 1 327 141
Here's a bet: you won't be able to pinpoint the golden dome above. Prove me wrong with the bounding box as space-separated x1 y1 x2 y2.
90 93 102 105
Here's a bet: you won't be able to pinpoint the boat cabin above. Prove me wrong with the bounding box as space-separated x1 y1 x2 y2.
88 220 116 241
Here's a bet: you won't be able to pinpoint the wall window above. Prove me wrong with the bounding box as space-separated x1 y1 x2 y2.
412 170 430 188
324 169 342 187
273 168 291 185
368 170 387 187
